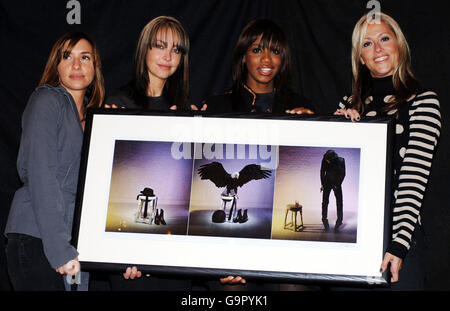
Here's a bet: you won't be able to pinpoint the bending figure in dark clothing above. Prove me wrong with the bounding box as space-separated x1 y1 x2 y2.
320 150 346 231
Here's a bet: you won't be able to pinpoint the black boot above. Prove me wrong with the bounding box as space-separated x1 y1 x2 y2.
322 219 330 231
334 220 343 231
233 209 242 223
159 209 166 225
239 209 248 223
154 209 160 225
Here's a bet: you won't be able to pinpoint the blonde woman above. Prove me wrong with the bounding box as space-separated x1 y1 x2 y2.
335 12 441 289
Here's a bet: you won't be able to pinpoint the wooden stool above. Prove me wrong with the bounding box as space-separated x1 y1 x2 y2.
284 202 304 232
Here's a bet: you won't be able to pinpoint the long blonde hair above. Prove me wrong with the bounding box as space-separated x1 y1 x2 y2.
348 12 421 113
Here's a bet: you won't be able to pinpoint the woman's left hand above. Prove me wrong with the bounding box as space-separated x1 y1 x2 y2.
285 107 314 115
380 252 403 283
56 257 80 276
334 108 361 121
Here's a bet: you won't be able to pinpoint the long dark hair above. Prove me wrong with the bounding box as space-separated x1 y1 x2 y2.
39 31 105 109
232 19 292 111
133 16 190 110
348 12 421 114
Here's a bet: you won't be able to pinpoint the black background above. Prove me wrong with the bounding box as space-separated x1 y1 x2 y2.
0 0 448 290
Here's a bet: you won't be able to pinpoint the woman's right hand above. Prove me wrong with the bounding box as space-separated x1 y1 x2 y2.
191 104 208 111
334 108 360 121
220 275 246 285
123 266 150 279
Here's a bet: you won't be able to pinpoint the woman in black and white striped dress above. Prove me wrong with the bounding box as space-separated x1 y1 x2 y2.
335 12 441 289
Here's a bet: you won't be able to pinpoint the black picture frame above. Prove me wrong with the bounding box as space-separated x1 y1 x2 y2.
72 109 394 287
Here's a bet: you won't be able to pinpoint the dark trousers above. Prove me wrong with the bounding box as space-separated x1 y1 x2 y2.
322 185 343 223
0 232 12 290
6 233 66 291
228 197 237 221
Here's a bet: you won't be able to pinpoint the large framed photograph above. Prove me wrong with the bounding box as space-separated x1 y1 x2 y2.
72 110 394 286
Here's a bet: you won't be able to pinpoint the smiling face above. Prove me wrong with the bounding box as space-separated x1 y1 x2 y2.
244 35 281 93
146 28 182 87
360 22 400 78
57 39 95 95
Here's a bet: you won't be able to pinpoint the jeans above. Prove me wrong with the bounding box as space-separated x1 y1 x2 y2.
6 233 66 291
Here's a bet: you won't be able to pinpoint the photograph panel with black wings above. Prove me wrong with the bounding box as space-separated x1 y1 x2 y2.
188 143 277 239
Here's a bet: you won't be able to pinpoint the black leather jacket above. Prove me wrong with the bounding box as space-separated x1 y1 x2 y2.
320 150 346 187
202 84 314 114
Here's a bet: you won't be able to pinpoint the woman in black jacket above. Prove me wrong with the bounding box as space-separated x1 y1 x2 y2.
201 18 314 115
102 16 196 291
201 19 314 289
104 16 189 112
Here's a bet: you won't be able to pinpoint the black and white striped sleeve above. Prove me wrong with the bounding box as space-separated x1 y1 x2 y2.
387 91 442 259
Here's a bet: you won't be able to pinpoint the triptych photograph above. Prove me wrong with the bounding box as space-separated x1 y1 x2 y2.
105 140 361 244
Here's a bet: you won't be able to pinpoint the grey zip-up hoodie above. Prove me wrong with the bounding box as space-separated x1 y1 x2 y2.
5 84 82 269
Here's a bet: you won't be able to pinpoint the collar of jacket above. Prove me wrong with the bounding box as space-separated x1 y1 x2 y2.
39 84 85 133
37 83 70 96
38 84 84 106
230 83 257 112
239 83 279 113
242 83 257 107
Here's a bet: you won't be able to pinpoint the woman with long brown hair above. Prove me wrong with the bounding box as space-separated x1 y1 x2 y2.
104 16 195 291
5 31 104 290
104 16 190 111
335 12 441 289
